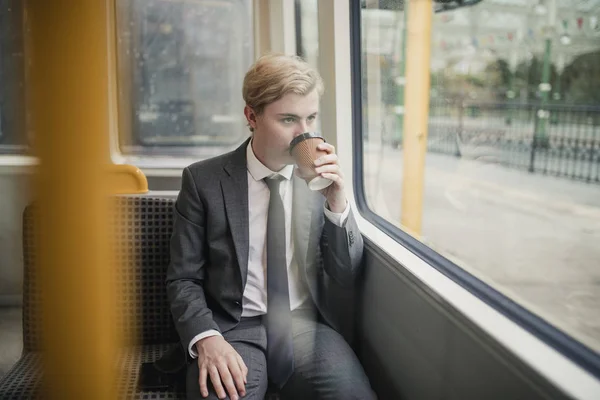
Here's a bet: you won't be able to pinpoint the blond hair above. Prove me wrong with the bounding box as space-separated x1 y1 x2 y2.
243 53 324 119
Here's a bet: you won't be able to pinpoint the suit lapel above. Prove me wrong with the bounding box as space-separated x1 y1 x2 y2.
221 139 250 289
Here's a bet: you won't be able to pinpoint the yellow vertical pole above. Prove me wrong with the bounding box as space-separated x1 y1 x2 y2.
401 0 433 235
29 0 120 398
254 0 272 58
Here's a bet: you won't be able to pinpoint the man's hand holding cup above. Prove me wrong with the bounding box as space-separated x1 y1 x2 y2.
289 132 347 213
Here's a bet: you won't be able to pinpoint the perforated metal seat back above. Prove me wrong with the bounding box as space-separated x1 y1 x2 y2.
21 196 179 352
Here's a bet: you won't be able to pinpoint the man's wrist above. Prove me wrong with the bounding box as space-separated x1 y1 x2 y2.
196 335 215 351
327 198 347 213
189 330 222 358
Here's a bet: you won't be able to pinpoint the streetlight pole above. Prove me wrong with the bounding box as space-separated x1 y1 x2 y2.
506 50 518 125
393 4 408 148
536 39 552 144
551 52 564 124
534 0 556 148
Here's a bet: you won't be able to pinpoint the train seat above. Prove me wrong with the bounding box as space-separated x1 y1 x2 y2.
0 196 184 399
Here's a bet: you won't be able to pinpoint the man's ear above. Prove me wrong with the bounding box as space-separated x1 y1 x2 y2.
244 106 257 130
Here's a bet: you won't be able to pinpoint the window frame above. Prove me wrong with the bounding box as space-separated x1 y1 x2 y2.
349 0 600 380
114 0 254 159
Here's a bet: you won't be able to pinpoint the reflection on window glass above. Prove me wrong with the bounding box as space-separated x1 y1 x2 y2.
0 1 28 153
295 0 321 134
360 0 600 353
295 0 319 68
117 0 252 153
0 26 2 141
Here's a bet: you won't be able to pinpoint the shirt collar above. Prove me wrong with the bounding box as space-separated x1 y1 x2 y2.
246 140 294 182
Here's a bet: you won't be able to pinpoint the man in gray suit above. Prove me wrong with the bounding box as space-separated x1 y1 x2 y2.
167 54 374 400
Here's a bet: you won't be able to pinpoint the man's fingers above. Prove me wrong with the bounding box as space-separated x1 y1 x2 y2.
217 362 240 400
315 164 341 175
208 365 227 399
313 153 338 166
236 354 248 384
318 142 335 154
321 173 344 189
199 365 209 398
228 354 247 394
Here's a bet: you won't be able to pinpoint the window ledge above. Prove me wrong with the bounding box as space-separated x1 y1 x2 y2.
0 155 37 174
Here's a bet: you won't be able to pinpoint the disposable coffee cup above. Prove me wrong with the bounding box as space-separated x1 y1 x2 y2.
289 132 333 191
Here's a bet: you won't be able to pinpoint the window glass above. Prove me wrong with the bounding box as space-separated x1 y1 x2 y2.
116 0 253 155
295 0 319 68
360 0 600 354
295 0 322 134
0 41 3 143
0 1 28 153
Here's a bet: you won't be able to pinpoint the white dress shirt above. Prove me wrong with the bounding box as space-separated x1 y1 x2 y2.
188 141 350 357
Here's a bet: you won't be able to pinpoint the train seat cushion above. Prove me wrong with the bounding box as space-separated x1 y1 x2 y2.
0 344 185 399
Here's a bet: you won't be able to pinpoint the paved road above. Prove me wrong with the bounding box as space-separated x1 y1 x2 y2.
363 144 600 354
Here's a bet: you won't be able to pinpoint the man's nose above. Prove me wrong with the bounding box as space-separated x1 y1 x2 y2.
295 121 309 136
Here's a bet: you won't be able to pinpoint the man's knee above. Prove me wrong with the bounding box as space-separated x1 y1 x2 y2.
332 376 376 400
314 357 375 400
282 363 375 400
283 323 375 399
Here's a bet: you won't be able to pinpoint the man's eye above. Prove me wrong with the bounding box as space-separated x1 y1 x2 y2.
308 115 316 121
282 118 295 124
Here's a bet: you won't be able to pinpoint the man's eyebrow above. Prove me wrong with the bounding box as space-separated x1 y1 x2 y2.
276 112 319 118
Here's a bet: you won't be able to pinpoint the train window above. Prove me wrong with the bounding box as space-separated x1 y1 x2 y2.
357 0 600 360
294 0 323 136
116 0 253 156
0 29 2 143
0 1 28 154
295 0 319 68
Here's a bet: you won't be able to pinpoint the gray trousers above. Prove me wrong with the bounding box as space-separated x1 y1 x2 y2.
186 309 375 400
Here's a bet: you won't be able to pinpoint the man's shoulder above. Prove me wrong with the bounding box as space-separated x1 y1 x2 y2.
184 141 246 178
185 152 230 175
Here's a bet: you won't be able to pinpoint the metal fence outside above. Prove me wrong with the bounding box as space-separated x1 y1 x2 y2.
426 101 600 184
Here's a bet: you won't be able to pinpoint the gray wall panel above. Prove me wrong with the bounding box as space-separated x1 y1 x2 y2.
0 173 31 305
356 239 571 400
146 175 182 191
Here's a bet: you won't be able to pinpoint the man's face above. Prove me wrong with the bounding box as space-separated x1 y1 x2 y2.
246 89 319 170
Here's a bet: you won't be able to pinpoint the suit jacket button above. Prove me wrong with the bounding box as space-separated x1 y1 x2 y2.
234 301 240 305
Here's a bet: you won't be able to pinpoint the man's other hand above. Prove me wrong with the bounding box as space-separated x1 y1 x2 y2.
195 335 248 399
313 142 347 213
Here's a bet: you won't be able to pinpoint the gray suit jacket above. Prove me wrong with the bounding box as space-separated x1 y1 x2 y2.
166 138 364 353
